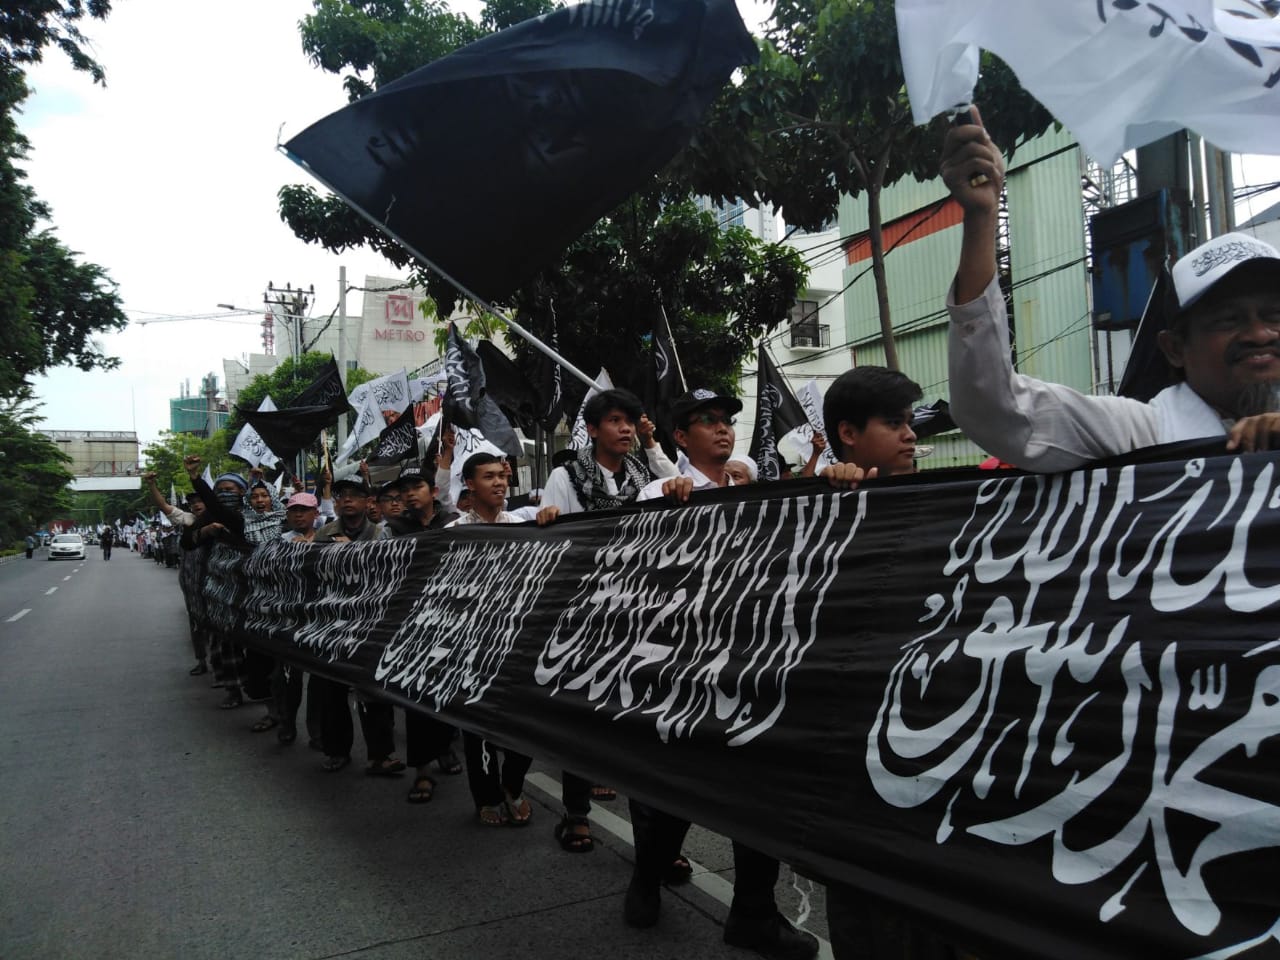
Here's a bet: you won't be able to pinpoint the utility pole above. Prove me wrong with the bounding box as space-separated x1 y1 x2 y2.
337 266 348 451
265 281 315 479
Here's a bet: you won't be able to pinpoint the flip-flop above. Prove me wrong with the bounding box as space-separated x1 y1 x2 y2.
250 716 279 733
503 792 533 827
477 805 507 826
590 785 618 802
321 755 351 773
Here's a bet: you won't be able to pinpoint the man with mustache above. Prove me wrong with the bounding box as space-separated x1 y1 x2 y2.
942 106 1280 469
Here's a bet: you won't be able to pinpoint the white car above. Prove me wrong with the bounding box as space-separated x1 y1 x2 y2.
48 534 85 561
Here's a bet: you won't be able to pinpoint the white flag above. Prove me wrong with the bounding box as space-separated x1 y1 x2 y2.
201 465 214 488
349 369 411 416
569 369 614 451
896 0 1280 164
229 395 280 468
274 471 285 495
449 428 506 507
796 379 839 470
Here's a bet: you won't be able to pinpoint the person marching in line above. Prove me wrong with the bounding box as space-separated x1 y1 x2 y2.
535 388 678 855
942 104 1280 468
620 388 820 960
380 465 462 803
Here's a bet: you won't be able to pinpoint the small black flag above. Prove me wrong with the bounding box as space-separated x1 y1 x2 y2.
477 340 540 433
290 356 348 411
242 405 341 465
444 325 523 459
647 308 687 458
367 406 419 465
747 350 808 481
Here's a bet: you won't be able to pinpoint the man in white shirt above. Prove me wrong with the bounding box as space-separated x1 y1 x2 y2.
539 389 679 517
625 388 819 960
636 388 742 502
941 105 1280 472
535 388 678 854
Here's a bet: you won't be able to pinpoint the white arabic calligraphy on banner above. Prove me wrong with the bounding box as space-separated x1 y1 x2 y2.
866 460 1280 954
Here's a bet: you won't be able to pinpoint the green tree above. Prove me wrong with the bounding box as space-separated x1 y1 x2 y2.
0 2 128 396
673 0 1053 370
0 392 73 545
140 429 234 498
278 0 806 402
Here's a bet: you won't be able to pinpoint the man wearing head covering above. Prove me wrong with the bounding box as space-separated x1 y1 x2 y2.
942 108 1280 471
625 389 819 960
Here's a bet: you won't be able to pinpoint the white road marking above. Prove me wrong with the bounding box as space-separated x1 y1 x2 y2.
523 771 833 959
62 576 71 581
45 587 57 595
6 609 31 623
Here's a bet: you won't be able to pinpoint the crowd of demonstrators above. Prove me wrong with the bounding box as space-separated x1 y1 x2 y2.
129 142 1280 960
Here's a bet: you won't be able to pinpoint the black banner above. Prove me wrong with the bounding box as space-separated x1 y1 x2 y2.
281 0 757 301
219 448 1280 960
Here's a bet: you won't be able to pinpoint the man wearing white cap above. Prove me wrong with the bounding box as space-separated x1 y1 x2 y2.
942 107 1280 471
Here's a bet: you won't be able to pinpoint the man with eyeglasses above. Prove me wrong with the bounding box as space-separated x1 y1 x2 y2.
942 107 1280 468
375 481 405 521
627 387 819 960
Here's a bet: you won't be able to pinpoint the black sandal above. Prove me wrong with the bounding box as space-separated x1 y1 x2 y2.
366 756 406 777
219 692 243 710
435 749 463 775
250 715 279 733
407 774 436 804
554 814 594 853
590 785 617 802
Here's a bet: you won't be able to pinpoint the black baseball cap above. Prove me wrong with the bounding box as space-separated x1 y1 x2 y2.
669 388 743 427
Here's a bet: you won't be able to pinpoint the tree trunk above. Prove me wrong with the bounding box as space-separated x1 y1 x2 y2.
865 180 899 371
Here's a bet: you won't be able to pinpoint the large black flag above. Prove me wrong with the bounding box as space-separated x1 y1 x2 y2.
367 406 419 466
281 0 757 301
748 349 808 481
241 405 340 465
444 325 523 459
290 355 348 411
477 340 540 433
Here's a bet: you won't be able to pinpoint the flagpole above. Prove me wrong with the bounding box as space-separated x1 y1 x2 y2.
278 149 600 392
658 304 687 392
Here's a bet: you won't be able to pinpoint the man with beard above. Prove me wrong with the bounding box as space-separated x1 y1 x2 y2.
942 106 1280 468
626 390 819 960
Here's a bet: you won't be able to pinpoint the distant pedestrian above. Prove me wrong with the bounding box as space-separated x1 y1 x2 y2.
24 534 35 559
100 526 115 561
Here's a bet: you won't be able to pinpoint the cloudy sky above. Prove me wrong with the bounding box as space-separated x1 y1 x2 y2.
17 0 1279 456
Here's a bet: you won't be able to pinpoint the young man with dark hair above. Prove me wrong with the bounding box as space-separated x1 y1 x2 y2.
445 451 543 824
380 466 462 802
821 366 922 478
628 389 820 960
537 388 678 853
313 478 403 775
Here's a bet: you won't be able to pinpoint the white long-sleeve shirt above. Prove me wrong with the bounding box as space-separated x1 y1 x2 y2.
947 276 1230 473
636 462 731 502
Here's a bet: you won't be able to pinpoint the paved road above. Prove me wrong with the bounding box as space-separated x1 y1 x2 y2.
0 549 830 959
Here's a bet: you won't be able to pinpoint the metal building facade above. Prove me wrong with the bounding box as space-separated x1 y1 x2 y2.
838 128 1090 468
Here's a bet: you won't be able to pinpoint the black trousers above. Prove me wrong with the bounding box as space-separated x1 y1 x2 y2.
271 664 321 739
462 732 532 807
316 679 395 760
629 799 779 916
826 884 960 960
404 710 454 768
